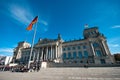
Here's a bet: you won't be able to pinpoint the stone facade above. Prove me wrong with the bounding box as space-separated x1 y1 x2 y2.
12 41 31 63
13 27 115 65
62 27 114 64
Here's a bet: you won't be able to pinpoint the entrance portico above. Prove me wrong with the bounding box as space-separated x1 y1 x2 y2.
35 38 63 63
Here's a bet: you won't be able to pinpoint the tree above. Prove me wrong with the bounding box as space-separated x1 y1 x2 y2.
114 54 120 61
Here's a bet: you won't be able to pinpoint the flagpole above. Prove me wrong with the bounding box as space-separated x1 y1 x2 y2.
28 21 38 69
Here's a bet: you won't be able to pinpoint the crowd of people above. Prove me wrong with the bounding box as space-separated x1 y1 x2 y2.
0 64 40 72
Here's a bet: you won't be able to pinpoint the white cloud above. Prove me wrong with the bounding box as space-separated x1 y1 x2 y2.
37 20 49 33
108 44 119 47
39 20 48 26
108 37 120 43
111 25 120 29
9 4 34 25
0 1 34 25
108 37 120 54
0 48 13 53
0 48 13 56
8 4 48 28
1 2 48 29
113 44 119 47
108 43 120 54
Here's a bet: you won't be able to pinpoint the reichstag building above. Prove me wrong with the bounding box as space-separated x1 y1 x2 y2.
12 27 114 66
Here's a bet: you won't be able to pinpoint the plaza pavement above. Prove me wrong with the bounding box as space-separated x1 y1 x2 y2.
0 67 120 80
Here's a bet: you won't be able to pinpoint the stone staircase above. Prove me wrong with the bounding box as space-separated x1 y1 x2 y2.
0 67 120 80
36 67 120 80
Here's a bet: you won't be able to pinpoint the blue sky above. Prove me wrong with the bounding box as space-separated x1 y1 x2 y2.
0 0 120 56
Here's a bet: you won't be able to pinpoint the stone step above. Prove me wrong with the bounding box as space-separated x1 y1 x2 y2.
0 67 120 80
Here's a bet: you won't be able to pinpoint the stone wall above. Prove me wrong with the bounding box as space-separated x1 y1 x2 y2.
47 62 120 67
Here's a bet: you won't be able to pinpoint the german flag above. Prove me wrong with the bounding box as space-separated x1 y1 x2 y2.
26 16 38 30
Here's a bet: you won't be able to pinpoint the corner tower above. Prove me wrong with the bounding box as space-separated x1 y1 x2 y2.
83 27 100 39
83 27 114 64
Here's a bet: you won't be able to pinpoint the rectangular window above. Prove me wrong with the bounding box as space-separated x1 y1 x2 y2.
93 43 99 47
67 47 71 50
100 59 106 64
72 46 76 50
83 45 87 49
78 46 81 49
62 53 66 59
63 48 66 51
78 51 82 59
68 52 72 59
96 50 102 57
84 51 88 58
73 52 77 59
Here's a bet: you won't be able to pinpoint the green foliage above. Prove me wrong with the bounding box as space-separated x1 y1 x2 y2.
114 54 120 61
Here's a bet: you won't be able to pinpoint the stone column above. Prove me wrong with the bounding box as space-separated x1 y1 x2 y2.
49 47 51 60
46 47 48 61
41 48 43 61
59 44 62 62
44 48 46 61
43 47 45 61
99 41 106 56
37 48 40 61
102 41 108 56
53 46 55 59
55 45 57 59
51 45 52 60
54 46 55 59
52 46 54 59
33 51 36 61
57 46 59 58
48 47 50 60
90 42 96 56
57 46 62 58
